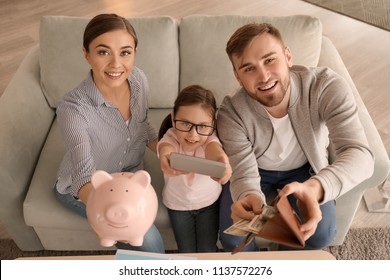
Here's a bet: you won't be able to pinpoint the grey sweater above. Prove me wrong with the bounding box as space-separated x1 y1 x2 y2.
217 65 374 204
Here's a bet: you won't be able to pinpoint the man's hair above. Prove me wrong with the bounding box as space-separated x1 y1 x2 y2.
226 23 285 62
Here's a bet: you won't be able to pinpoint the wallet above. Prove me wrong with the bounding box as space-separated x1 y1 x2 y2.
233 195 305 253
257 195 305 248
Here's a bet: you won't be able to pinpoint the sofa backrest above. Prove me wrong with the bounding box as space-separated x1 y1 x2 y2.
179 15 322 106
39 15 322 110
39 16 179 109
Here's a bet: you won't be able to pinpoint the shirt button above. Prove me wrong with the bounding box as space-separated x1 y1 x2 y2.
127 138 130 142
119 162 122 165
123 151 126 154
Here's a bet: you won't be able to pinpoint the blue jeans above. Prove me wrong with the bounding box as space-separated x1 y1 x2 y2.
168 200 219 253
219 183 259 252
54 187 165 253
219 163 336 251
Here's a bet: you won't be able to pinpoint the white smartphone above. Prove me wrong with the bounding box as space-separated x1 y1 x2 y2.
169 152 227 178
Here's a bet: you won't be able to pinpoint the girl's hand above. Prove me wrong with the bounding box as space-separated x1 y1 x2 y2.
204 142 232 184
211 154 232 184
159 153 188 176
158 143 188 176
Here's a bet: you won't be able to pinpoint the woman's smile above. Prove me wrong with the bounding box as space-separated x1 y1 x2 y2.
106 71 123 80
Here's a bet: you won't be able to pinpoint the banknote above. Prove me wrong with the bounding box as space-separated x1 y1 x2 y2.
224 205 278 236
247 205 277 233
223 216 253 236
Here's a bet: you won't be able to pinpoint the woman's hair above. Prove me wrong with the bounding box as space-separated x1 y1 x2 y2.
83 13 138 52
226 23 284 64
158 85 217 140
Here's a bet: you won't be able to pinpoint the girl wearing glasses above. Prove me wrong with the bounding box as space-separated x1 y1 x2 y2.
157 85 231 253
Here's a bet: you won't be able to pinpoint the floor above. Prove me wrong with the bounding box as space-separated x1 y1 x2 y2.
0 0 389 239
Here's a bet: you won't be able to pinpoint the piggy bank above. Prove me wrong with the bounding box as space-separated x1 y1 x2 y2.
86 170 158 247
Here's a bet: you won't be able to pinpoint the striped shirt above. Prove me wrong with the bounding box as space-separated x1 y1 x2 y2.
55 67 157 197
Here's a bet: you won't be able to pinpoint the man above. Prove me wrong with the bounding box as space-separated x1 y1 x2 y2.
217 23 374 251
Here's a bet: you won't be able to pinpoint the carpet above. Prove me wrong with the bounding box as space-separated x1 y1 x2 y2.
325 227 390 260
303 0 390 31
0 239 116 260
0 241 179 260
1 227 389 260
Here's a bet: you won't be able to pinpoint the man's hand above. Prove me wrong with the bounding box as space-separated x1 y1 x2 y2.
231 194 264 222
279 178 324 241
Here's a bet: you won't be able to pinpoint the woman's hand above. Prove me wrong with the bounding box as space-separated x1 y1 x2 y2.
78 182 94 205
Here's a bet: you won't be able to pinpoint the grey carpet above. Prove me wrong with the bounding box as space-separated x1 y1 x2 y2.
325 227 390 260
1 227 389 259
0 239 116 260
303 0 390 31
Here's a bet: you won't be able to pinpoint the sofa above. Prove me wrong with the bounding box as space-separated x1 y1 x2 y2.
0 14 389 252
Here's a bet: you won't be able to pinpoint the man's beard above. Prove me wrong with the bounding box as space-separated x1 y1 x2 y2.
250 78 290 108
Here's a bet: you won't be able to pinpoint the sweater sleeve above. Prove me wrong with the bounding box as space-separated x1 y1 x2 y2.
311 68 374 202
217 93 266 204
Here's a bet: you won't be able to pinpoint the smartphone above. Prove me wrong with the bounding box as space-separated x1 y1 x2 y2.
169 152 227 178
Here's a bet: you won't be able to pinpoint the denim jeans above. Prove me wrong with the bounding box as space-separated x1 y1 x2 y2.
168 199 219 253
219 162 336 251
219 184 259 252
54 187 165 253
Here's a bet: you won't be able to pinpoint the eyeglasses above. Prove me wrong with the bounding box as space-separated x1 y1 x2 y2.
173 119 215 136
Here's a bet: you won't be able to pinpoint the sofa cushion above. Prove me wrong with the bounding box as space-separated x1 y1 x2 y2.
179 15 322 106
39 16 179 108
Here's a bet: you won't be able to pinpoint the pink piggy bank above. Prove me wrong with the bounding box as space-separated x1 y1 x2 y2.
86 170 158 247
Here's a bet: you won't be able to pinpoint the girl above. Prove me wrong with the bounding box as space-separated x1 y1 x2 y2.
157 85 231 253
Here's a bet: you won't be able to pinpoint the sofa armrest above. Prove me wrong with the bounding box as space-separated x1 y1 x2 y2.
0 46 55 250
318 36 389 191
318 36 390 245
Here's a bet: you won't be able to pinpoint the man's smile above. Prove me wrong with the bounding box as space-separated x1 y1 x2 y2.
258 81 277 91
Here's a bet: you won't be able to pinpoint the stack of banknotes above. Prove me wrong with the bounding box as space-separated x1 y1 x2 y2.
224 205 278 236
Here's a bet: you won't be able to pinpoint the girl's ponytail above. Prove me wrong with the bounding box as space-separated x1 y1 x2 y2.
158 114 173 140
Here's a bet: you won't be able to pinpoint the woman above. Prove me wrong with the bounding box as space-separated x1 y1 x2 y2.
55 13 164 253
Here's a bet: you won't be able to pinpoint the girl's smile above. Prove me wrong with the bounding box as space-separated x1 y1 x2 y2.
172 104 214 153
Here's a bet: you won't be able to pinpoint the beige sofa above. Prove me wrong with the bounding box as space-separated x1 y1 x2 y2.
0 15 388 251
